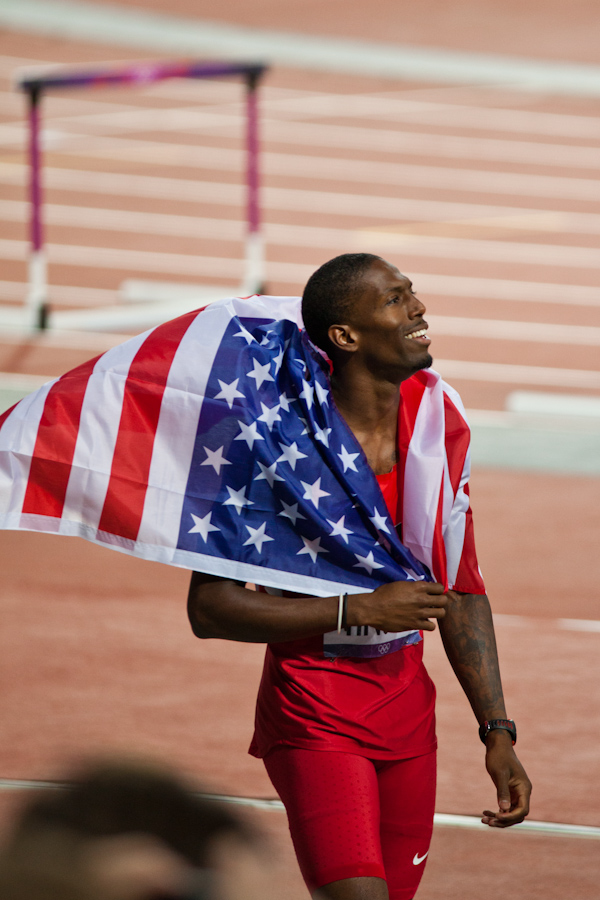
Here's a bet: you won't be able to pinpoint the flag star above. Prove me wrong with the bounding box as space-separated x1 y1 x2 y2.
315 381 330 406
247 358 275 390
201 445 231 475
243 521 274 554
278 500 306 525
257 401 282 431
370 507 391 534
338 444 360 473
278 392 293 412
234 325 255 345
234 420 264 450
223 484 254 515
260 334 271 346
254 460 284 488
314 425 332 447
214 378 245 409
300 477 331 509
277 441 308 470
272 347 284 374
327 515 354 544
188 511 221 542
354 551 385 574
299 379 314 410
297 535 328 564
298 416 309 436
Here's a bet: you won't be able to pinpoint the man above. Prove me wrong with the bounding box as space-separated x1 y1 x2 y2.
187 254 531 900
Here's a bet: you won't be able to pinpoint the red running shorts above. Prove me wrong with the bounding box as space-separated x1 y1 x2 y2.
264 747 436 900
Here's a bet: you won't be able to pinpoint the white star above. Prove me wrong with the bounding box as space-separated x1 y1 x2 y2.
327 515 353 544
354 551 385 574
260 334 271 346
247 358 275 390
338 444 360 473
188 511 221 542
298 416 309 436
278 500 306 525
223 484 254 515
257 401 281 431
300 477 331 509
234 325 255 345
370 507 391 534
315 381 330 406
272 347 284 373
234 420 264 450
214 378 245 409
254 461 284 488
299 379 314 409
276 441 308 470
297 535 328 564
243 521 274 554
314 426 332 447
278 392 293 412
201 445 231 475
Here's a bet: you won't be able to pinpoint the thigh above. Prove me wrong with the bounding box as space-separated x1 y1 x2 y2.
264 747 387 893
376 751 437 900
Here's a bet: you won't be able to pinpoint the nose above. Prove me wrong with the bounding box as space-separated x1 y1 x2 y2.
409 293 426 318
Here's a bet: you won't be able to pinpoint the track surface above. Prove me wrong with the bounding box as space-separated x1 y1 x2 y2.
0 2 599 898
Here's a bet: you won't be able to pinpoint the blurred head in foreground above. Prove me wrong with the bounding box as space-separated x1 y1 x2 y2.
0 758 271 900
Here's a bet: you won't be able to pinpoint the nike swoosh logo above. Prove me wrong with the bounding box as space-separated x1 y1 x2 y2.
413 851 429 866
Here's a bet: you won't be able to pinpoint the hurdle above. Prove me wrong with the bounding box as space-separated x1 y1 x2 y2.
17 59 268 330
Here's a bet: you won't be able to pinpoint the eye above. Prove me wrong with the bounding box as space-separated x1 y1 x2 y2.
387 295 399 305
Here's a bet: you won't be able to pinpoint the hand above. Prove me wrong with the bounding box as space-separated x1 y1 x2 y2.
481 730 532 827
353 580 448 633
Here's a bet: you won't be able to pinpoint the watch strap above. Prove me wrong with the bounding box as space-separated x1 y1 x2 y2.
479 718 517 745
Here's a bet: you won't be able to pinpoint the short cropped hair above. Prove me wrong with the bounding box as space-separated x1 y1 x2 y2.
302 253 383 352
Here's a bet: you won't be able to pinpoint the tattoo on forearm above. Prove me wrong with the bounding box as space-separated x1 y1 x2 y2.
439 594 506 722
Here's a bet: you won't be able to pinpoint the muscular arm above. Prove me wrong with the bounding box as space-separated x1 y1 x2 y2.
439 591 532 827
187 571 448 644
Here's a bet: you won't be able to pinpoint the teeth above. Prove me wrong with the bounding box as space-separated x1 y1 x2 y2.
406 328 427 340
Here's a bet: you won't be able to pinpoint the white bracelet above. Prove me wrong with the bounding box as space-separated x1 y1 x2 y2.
337 592 344 633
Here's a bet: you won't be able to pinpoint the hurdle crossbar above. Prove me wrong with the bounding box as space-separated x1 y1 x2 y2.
17 59 268 330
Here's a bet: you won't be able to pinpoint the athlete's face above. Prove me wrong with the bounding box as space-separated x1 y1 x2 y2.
333 259 432 379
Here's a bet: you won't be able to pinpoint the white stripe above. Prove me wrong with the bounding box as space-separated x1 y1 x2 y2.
136 308 229 550
0 379 56 524
60 329 152 533
440 385 472 589
402 370 446 577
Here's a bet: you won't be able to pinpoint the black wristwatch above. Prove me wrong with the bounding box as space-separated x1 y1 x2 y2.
479 718 517 745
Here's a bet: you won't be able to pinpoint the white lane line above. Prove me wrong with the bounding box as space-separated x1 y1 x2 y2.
0 779 597 838
4 198 600 242
4 0 600 97
3 109 600 170
558 618 600 632
434 359 600 389
6 166 600 236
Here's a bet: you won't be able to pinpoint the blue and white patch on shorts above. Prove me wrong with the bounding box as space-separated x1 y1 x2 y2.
323 626 422 659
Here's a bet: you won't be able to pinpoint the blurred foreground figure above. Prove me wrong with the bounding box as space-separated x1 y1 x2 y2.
0 758 272 900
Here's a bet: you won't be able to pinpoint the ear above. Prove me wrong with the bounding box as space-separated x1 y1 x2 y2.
327 323 360 354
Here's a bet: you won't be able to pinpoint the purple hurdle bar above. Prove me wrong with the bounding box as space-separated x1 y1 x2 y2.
17 60 268 329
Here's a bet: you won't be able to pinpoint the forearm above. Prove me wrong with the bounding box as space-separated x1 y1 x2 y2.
187 574 343 643
438 592 506 723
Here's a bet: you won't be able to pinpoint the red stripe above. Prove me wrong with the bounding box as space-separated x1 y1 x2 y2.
442 391 470 497
21 357 100 518
453 486 486 594
0 402 18 430
97 312 197 542
430 485 448 588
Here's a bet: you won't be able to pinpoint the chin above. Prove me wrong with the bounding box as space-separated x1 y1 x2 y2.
413 353 434 372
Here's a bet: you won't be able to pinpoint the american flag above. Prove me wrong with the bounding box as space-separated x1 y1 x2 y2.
0 296 483 656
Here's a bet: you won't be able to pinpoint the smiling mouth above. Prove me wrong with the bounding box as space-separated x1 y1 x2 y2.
405 328 428 340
